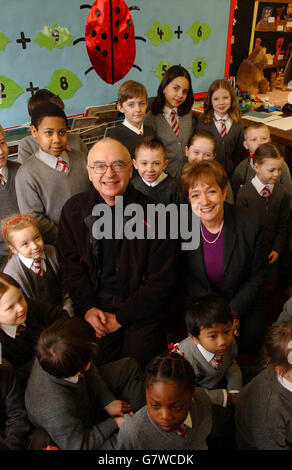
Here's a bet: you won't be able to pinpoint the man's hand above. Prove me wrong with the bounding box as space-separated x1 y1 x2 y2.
85 307 107 338
104 312 122 333
268 250 279 264
105 400 131 417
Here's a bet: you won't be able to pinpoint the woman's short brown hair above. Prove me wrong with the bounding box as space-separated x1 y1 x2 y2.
181 159 228 199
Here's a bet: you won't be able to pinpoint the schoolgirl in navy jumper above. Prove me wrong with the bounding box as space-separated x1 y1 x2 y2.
1 213 73 316
117 353 212 450
144 65 195 180
0 273 68 385
197 79 244 177
236 143 290 285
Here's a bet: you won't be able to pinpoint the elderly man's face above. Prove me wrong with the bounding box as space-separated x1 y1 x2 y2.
87 139 132 205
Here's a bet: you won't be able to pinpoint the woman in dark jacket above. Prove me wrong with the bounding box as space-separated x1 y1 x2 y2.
181 159 267 353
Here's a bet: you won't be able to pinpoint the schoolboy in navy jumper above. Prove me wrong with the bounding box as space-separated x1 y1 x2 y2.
15 103 91 245
132 136 181 206
106 80 152 166
0 125 20 271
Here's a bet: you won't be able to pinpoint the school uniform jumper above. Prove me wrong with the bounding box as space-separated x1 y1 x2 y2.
15 149 91 244
235 367 292 450
117 388 212 450
0 160 20 270
143 110 194 180
3 244 73 315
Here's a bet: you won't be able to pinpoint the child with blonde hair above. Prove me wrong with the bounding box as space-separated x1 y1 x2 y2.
197 79 244 177
1 213 73 316
235 322 292 450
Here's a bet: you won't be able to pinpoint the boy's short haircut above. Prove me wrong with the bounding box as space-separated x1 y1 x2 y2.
31 102 68 130
244 122 270 140
264 322 292 373
118 80 147 105
185 293 233 337
28 89 64 117
36 317 98 378
135 136 166 160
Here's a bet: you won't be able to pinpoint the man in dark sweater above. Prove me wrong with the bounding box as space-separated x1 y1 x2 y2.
57 138 177 367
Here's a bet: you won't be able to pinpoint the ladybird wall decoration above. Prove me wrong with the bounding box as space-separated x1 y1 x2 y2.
0 0 234 129
74 0 142 84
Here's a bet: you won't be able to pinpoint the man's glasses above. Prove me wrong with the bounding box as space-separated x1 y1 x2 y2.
87 160 132 174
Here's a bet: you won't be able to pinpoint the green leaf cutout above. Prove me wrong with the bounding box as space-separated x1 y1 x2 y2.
192 57 208 78
0 31 11 51
155 60 171 82
47 69 82 100
0 76 23 108
34 24 74 50
146 21 173 46
188 21 211 44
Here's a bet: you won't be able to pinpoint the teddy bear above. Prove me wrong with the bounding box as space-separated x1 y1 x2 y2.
236 38 269 95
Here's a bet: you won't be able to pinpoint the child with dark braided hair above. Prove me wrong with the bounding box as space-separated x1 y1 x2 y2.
117 352 212 450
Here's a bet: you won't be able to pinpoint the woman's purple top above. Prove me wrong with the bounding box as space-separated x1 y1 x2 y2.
201 224 238 319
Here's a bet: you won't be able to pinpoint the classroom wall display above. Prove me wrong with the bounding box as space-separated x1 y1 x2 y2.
0 0 234 129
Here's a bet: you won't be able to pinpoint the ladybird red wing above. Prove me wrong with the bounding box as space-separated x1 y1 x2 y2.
85 0 136 84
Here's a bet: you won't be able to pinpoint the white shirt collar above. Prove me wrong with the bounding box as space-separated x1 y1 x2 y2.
214 112 229 122
0 323 17 338
18 251 46 269
0 165 8 181
63 372 83 384
163 106 178 118
142 171 168 187
123 118 143 135
251 175 274 195
37 148 69 169
277 373 292 392
197 343 216 362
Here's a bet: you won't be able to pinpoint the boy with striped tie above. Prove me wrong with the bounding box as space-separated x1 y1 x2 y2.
15 103 91 245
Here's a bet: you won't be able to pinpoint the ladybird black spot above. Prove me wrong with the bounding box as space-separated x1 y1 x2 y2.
102 50 108 57
116 20 120 28
91 30 97 38
114 37 118 43
101 33 107 40
124 33 129 39
95 9 101 17
126 20 131 26
95 46 101 54
115 7 120 14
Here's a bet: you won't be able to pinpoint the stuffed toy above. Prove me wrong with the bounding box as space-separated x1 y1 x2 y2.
236 38 269 95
